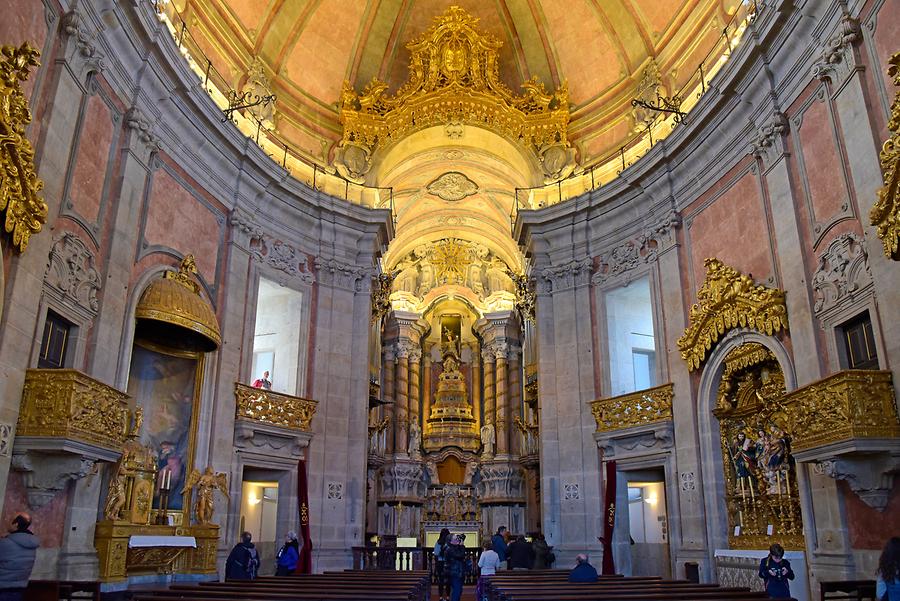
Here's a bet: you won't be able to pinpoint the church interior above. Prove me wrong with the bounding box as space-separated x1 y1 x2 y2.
0 0 899 599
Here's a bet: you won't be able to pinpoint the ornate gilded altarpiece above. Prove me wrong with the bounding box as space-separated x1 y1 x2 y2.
714 343 804 550
870 51 900 259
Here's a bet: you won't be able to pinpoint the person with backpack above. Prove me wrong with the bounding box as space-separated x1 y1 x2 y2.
433 528 451 601
446 534 468 601
275 531 300 576
758 543 794 598
225 532 260 580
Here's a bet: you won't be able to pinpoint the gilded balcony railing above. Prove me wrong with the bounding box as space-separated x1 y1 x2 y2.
782 370 900 452
17 369 130 450
590 383 674 433
234 382 317 431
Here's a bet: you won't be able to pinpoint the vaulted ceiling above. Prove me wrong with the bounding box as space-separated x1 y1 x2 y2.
175 0 738 163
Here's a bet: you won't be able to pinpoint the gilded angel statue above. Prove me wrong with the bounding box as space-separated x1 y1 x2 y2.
103 462 128 521
183 466 229 525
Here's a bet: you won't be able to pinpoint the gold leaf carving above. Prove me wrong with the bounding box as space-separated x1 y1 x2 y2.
234 382 317 431
870 51 900 259
677 259 788 372
590 383 674 432
0 43 47 252
339 7 570 156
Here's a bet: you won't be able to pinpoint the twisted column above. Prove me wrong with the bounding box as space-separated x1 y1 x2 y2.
422 349 433 424
508 344 522 456
482 346 497 457
382 346 396 455
395 344 410 455
408 347 422 448
471 345 482 433
495 343 510 456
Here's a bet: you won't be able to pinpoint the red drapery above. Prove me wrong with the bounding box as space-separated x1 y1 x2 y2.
601 460 617 575
296 459 313 573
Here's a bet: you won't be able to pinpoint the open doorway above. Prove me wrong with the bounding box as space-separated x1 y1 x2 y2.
625 468 670 577
240 479 279 570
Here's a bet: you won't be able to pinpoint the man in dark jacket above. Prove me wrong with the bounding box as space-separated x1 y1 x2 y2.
0 512 40 601
225 532 260 580
490 526 508 569
569 554 599 583
507 535 535 570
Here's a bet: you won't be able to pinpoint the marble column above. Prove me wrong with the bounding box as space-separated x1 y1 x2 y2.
495 344 510 456
422 349 432 425
482 347 497 458
395 347 410 455
408 347 422 456
383 346 396 455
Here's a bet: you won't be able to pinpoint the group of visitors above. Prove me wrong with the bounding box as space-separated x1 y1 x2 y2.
432 528 470 601
225 531 302 579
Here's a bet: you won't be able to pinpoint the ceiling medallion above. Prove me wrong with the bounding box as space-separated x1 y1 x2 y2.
338 6 572 177
427 172 478 202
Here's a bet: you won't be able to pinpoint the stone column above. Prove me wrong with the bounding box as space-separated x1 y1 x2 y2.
422 349 432 425
383 346 396 455
471 346 482 432
482 347 496 458
395 346 410 455
408 347 422 456
495 344 510 457
508 345 522 456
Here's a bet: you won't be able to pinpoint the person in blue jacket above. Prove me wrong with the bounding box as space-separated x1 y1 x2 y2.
275 531 300 576
877 537 900 601
758 543 794 598
569 554 599 583
491 526 508 569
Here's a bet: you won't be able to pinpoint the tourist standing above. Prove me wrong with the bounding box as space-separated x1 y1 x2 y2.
532 532 550 569
758 543 794 599
446 534 468 601
0 512 39 601
476 540 500 601
507 535 534 570
491 526 508 570
433 528 451 601
877 537 900 601
275 531 300 576
252 371 272 389
226 532 260 580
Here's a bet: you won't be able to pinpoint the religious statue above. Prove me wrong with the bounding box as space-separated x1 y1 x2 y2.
463 461 479 485
103 462 128 521
183 466 229 525
729 432 756 497
481 423 495 457
394 258 420 294
408 421 422 459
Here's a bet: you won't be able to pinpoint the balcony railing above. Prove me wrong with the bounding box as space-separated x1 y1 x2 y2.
234 383 317 431
17 369 130 450
590 383 674 433
783 370 900 452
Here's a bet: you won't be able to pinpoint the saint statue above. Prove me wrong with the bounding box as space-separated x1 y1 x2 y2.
103 462 128 521
408 421 422 458
425 460 439 485
481 423 495 457
463 461 479 485
183 466 229 525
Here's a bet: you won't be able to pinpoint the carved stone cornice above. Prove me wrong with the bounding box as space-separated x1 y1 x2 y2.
314 257 368 291
812 233 872 318
476 462 525 503
44 232 101 318
870 51 900 260
250 235 314 284
539 257 592 293
378 460 427 503
228 207 262 242
749 112 789 170
594 421 674 459
61 7 106 77
592 213 681 286
812 14 861 84
677 259 788 371
124 106 161 156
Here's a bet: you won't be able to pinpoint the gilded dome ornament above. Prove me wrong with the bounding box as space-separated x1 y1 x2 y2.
134 256 221 352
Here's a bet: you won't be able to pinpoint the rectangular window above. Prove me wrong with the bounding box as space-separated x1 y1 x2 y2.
605 276 657 396
38 310 72 369
840 312 878 369
252 278 304 394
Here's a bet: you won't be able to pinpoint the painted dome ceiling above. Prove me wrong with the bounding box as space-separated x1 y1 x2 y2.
172 0 741 165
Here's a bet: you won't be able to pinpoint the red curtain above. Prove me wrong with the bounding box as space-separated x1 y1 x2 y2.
601 460 617 575
296 459 313 573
